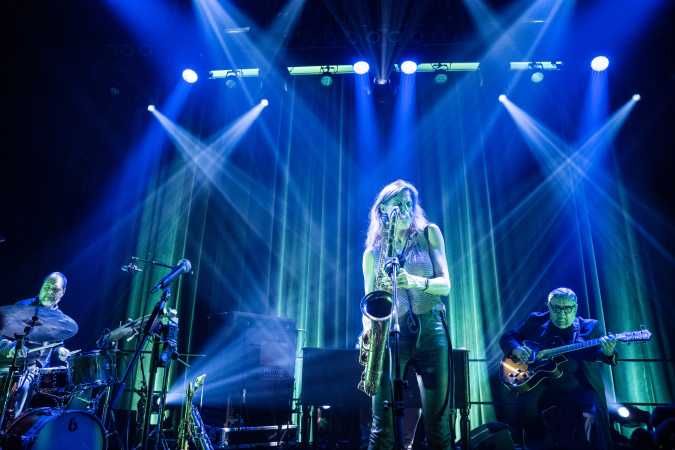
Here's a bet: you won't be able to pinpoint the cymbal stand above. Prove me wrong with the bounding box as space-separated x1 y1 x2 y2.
0 316 37 432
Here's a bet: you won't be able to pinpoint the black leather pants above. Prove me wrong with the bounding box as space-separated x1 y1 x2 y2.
368 309 452 450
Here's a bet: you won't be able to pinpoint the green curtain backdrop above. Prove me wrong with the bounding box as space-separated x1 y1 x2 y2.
122 74 673 429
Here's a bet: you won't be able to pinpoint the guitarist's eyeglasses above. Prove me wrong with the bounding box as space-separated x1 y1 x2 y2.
549 304 577 314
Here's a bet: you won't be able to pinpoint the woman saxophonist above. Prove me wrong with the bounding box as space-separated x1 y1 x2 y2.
362 180 452 450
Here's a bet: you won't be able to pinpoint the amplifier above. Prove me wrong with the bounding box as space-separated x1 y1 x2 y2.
201 312 297 426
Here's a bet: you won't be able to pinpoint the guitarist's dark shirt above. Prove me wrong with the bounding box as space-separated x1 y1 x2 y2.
540 324 583 391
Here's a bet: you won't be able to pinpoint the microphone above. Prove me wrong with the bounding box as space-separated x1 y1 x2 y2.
150 259 192 293
121 262 143 273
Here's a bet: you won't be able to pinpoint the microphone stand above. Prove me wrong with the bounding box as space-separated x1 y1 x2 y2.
384 214 406 450
109 287 171 450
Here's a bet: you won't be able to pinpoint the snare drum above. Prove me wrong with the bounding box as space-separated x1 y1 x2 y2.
4 407 107 450
68 350 115 388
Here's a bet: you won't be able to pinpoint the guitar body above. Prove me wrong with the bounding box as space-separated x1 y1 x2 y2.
500 354 568 394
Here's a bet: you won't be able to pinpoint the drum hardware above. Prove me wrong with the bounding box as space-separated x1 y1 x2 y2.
0 305 77 432
97 315 151 349
24 341 63 355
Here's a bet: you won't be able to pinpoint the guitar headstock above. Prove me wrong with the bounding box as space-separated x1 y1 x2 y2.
612 329 652 342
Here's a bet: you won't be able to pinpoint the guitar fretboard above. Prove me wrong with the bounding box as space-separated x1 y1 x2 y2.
544 338 602 358
542 331 649 358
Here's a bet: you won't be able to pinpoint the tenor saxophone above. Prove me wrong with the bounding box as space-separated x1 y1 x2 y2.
176 374 213 450
358 231 394 396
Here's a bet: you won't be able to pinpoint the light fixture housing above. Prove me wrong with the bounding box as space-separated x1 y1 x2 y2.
320 66 334 87
225 73 238 89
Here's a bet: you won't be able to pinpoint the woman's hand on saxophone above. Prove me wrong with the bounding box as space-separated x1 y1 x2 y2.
379 268 426 291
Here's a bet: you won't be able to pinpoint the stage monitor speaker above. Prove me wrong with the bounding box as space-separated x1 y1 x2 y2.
300 347 367 409
201 311 297 426
466 422 515 450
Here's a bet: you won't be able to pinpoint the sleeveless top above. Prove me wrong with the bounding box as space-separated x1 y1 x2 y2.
372 225 443 315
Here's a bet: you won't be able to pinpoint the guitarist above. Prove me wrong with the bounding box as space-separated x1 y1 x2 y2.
499 287 617 450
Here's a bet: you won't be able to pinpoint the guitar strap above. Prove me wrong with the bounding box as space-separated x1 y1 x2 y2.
571 317 580 345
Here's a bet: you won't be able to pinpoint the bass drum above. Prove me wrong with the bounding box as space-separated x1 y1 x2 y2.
4 407 107 450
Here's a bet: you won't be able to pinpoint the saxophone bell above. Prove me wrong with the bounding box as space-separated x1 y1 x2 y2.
357 290 393 396
360 290 393 322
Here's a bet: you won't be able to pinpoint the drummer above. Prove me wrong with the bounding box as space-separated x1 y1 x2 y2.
0 272 75 415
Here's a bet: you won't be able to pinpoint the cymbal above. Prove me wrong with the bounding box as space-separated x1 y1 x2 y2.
107 315 150 342
0 304 78 342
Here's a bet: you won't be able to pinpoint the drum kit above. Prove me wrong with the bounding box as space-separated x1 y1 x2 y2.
0 304 147 450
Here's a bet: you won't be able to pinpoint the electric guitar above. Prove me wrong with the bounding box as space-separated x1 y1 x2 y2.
500 329 652 393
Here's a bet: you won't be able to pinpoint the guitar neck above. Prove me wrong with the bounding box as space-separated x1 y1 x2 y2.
544 338 602 358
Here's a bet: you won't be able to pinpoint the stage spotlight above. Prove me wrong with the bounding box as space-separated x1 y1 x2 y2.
320 74 333 87
498 94 507 103
182 68 198 84
531 71 544 83
591 56 609 72
611 404 651 427
260 98 269 107
632 93 641 102
432 63 449 84
147 104 156 112
434 71 448 84
400 60 417 75
225 73 238 89
374 77 389 86
353 60 370 75
320 66 334 87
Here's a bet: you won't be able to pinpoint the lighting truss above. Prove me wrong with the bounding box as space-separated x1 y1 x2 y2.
209 68 261 79
393 62 480 72
288 65 355 75
207 61 564 81
509 61 563 71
